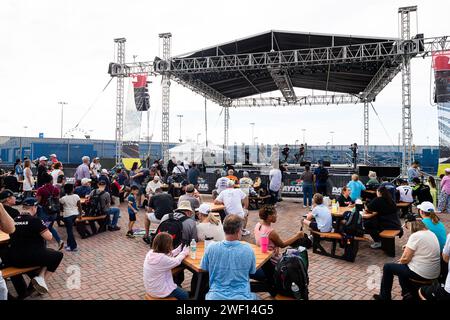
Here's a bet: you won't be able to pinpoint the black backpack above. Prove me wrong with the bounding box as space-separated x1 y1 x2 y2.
150 213 189 248
87 190 106 216
342 210 365 237
46 196 61 217
274 247 309 300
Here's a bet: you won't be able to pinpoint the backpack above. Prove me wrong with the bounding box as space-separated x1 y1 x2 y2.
274 247 309 300
150 213 189 248
342 210 365 237
46 196 61 217
87 190 106 216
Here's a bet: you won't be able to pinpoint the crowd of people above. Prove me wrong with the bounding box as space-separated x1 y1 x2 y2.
0 154 449 301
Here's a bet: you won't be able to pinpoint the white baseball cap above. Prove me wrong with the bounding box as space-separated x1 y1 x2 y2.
417 201 435 213
197 203 211 215
39 156 48 161
50 154 57 158
445 168 450 173
101 169 109 174
81 178 92 185
154 175 160 180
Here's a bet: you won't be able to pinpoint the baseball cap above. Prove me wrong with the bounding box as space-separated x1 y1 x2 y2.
417 201 435 213
94 157 100 160
154 175 160 180
81 178 92 185
22 197 38 206
0 189 14 201
445 168 450 173
50 154 57 158
197 203 211 215
39 156 48 161
97 180 106 186
101 169 109 175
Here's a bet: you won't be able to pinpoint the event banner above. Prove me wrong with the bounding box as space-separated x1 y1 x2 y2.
433 51 450 175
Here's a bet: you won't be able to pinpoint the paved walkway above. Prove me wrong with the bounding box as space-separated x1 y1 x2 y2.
7 196 449 300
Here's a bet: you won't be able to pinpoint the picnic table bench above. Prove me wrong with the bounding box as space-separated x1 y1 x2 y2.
249 195 271 210
1 266 40 279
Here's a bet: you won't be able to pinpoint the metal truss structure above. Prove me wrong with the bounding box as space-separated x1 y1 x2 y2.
159 33 172 163
113 38 126 164
109 6 450 170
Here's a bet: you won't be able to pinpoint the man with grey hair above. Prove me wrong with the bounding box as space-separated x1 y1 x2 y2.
214 179 250 236
214 171 230 196
200 214 257 300
74 156 91 186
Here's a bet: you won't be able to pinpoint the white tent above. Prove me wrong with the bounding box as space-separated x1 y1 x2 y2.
168 141 229 164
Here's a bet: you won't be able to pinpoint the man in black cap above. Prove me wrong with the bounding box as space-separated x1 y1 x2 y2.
0 189 20 219
7 197 64 295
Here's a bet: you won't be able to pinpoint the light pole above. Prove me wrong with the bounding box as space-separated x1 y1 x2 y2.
254 137 258 145
330 131 335 146
301 129 306 144
177 114 183 143
58 101 68 138
250 122 255 145
23 126 28 137
197 133 201 144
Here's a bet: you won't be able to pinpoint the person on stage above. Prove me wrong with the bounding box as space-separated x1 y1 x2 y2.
281 144 290 163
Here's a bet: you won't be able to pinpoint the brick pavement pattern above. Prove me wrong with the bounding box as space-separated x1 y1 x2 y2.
7 196 449 300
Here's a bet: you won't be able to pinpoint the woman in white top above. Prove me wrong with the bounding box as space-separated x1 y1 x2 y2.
22 159 34 198
59 183 82 252
196 203 225 241
50 162 64 185
374 219 441 300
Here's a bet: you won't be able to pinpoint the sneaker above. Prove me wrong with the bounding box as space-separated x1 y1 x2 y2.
108 226 121 232
303 205 307 208
373 294 383 300
241 229 251 236
143 236 151 245
31 276 49 295
64 246 78 252
58 241 65 251
370 242 382 249
126 231 135 238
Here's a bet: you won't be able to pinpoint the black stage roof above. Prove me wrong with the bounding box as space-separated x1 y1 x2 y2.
173 30 399 99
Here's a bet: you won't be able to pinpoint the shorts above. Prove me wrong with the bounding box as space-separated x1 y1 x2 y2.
420 281 450 301
147 212 161 223
128 211 136 222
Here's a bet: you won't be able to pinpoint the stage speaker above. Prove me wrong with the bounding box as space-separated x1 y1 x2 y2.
300 161 311 167
322 161 331 167
358 166 400 178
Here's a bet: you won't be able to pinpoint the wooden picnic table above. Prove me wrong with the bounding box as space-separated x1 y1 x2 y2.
0 231 10 244
180 241 273 300
396 202 412 208
332 206 372 219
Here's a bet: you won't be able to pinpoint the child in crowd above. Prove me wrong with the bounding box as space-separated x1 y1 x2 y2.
303 193 333 233
59 183 82 252
126 186 139 238
143 232 190 300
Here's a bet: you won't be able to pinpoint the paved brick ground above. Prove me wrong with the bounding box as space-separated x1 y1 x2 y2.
6 195 449 300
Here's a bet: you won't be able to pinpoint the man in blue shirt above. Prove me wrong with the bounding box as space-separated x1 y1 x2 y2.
407 161 422 183
187 163 200 187
200 214 257 300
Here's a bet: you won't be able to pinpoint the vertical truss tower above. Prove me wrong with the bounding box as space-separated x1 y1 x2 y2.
399 6 416 174
159 33 172 163
114 38 126 164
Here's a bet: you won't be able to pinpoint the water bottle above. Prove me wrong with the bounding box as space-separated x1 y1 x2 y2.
291 282 301 300
190 239 197 259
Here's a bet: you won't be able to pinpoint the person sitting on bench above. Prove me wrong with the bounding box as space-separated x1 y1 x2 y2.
303 193 332 233
337 186 354 207
373 219 441 300
396 179 414 218
6 197 64 295
252 205 304 294
364 186 403 249
143 232 190 300
419 234 450 301
0 202 15 300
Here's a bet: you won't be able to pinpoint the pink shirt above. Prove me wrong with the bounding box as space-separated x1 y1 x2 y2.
441 175 450 195
254 222 281 264
143 246 188 298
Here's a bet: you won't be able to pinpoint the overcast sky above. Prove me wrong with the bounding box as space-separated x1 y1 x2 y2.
1 0 449 147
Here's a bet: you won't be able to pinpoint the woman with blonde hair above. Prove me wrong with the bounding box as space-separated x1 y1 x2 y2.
374 219 441 300
196 204 225 241
22 159 34 198
346 174 366 200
